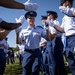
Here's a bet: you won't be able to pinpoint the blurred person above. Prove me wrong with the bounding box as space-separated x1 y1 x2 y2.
14 51 17 60
40 15 49 74
61 34 68 65
44 11 57 75
41 16 47 25
4 37 9 58
49 0 75 75
15 11 51 75
40 16 47 52
43 10 67 75
17 40 25 65
0 15 25 41
0 28 10 75
0 0 38 11
0 16 23 74
7 47 15 64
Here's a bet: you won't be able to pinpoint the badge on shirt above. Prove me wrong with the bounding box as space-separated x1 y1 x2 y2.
24 31 31 36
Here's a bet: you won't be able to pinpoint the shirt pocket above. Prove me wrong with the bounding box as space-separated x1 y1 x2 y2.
32 32 41 39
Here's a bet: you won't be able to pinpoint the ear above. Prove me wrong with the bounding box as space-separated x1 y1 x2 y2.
26 18 28 22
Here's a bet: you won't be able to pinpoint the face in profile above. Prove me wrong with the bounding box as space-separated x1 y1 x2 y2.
41 19 46 25
47 15 54 20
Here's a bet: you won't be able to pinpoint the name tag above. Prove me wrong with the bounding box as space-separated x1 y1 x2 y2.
24 31 31 36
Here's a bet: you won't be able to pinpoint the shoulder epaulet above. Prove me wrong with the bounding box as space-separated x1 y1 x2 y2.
36 25 44 29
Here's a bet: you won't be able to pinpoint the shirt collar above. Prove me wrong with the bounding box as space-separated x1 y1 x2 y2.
27 25 36 30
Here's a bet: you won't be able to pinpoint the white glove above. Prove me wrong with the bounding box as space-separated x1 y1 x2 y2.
54 20 60 26
15 26 22 33
15 15 24 33
15 15 25 24
45 20 54 27
59 6 73 17
24 0 38 11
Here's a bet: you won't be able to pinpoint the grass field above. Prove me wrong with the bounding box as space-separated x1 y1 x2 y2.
4 59 72 75
4 59 22 75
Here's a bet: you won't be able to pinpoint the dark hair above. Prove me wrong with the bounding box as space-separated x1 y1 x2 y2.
52 14 58 20
68 0 74 5
47 11 58 20
41 16 47 20
60 0 74 5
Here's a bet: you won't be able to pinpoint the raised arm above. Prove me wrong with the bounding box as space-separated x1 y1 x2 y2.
0 30 11 40
0 0 25 10
0 21 22 30
44 22 56 41
59 6 75 17
53 25 64 33
0 0 38 11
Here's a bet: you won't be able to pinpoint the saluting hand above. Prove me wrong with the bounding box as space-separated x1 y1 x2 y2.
15 15 24 33
15 15 25 24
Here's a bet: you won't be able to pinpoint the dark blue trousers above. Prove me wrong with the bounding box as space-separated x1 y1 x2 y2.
42 48 50 75
46 41 56 75
0 49 6 75
54 37 67 75
66 35 75 75
22 49 42 75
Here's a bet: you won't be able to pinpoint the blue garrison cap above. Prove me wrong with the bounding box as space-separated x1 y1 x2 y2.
41 15 47 20
25 11 37 19
47 11 58 20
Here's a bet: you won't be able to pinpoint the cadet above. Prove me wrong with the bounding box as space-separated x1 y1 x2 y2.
41 16 47 25
40 15 47 52
15 11 51 75
0 15 24 40
45 11 58 75
0 18 22 30
0 28 11 75
44 11 67 75
0 0 38 30
50 11 67 75
0 39 7 75
17 40 25 65
40 16 48 74
50 0 75 75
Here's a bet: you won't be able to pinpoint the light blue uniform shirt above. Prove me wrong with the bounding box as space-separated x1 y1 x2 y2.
0 39 9 53
0 40 5 49
61 7 75 36
19 26 46 49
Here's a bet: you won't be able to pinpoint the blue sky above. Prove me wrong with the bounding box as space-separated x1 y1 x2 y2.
0 0 75 47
